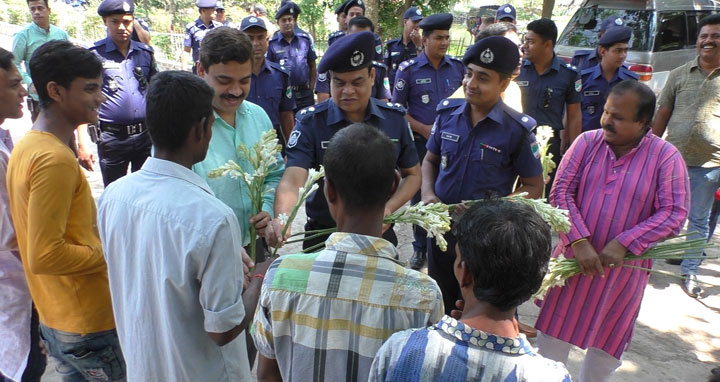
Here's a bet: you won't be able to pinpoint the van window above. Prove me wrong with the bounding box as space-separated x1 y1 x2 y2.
687 11 715 46
557 8 653 51
654 11 687 52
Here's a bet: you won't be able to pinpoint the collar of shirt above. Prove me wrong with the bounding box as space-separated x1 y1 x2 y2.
102 37 140 56
326 98 385 126
454 98 506 127
602 129 655 161
523 54 562 75
588 48 599 61
432 315 534 355
587 63 621 82
272 32 296 44
257 59 273 75
212 102 250 131
416 50 453 69
141 157 215 196
29 22 52 36
325 232 401 262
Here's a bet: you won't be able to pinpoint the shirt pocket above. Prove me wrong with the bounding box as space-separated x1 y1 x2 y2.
439 138 461 171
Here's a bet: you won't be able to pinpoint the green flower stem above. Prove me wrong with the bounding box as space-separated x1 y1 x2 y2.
302 241 326 254
621 264 718 287
284 228 338 244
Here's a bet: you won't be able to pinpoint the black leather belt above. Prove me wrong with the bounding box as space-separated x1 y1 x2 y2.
291 85 310 91
99 121 146 136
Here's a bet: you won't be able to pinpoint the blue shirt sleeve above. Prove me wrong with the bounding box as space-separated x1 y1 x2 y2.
279 73 296 112
391 64 410 105
183 25 192 48
566 69 581 104
426 115 442 155
285 119 316 169
397 119 419 168
512 131 543 178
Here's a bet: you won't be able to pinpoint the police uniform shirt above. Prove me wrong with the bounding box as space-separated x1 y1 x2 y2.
286 98 418 226
384 37 419 91
515 56 581 131
90 38 157 124
184 18 222 62
327 30 345 46
314 61 391 100
391 51 464 125
247 60 296 128
427 98 542 205
580 63 638 132
328 30 383 61
267 31 317 87
571 49 600 71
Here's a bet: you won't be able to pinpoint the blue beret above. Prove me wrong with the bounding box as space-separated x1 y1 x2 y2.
97 0 134 16
600 16 624 32
343 0 365 14
275 2 301 19
598 26 631 46
196 0 216 8
318 31 375 73
334 0 349 14
496 4 516 21
463 36 520 76
418 13 453 31
240 15 266 31
403 6 423 21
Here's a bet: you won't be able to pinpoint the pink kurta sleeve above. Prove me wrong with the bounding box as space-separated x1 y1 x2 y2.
550 134 592 244
616 150 690 255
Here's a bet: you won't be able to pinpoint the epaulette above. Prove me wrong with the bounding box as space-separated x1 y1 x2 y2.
385 37 400 47
504 105 537 132
573 49 592 57
397 58 418 72
562 62 579 73
373 61 387 69
185 21 196 30
296 102 330 121
267 60 291 75
436 98 464 112
134 42 154 53
297 32 312 41
375 99 406 113
448 55 463 63
89 39 104 50
211 21 223 28
580 66 596 77
619 66 639 80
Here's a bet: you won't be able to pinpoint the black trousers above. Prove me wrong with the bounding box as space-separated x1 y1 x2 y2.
302 219 398 251
97 130 152 187
427 232 461 315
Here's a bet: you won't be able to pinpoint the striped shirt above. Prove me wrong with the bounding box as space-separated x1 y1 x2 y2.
369 315 572 382
537 129 689 358
251 232 444 382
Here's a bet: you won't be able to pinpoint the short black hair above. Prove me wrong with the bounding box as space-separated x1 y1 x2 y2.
527 18 558 45
452 198 552 312
26 0 49 7
349 16 374 32
145 70 214 151
199 27 252 71
29 40 103 108
0 48 13 71
699 13 720 32
609 80 656 129
476 21 517 40
324 123 396 212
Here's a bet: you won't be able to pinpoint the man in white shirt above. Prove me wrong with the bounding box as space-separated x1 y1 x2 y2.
0 47 45 382
97 70 270 381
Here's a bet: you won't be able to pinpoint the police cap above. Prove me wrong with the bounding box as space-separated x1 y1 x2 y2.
275 1 301 19
215 1 224 10
335 0 349 15
403 6 423 22
598 26 631 46
240 15 266 31
318 31 375 73
463 35 520 76
418 13 453 31
343 0 365 14
496 4 516 22
196 0 216 9
600 16 624 32
97 0 134 16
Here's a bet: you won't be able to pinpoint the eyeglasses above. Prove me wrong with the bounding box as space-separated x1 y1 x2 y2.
133 67 148 91
543 87 553 108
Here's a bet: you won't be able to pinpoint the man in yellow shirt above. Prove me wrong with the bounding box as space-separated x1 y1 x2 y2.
6 40 126 381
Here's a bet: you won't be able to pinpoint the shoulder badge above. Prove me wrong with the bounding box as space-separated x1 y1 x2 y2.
505 106 537 132
436 98 464 112
377 99 406 113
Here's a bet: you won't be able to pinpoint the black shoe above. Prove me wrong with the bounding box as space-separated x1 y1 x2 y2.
682 274 702 298
409 251 426 270
665 258 682 265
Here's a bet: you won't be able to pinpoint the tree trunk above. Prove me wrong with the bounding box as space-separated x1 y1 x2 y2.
365 0 379 31
542 0 555 19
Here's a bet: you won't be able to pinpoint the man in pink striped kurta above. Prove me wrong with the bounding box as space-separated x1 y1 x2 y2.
535 80 689 382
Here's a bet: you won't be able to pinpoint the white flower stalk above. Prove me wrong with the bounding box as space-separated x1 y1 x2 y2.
532 254 577 300
535 125 556 189
386 202 452 251
504 192 571 233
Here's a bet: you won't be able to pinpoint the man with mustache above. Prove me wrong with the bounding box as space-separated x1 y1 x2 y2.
537 80 689 382
12 0 68 123
84 0 157 187
652 13 720 298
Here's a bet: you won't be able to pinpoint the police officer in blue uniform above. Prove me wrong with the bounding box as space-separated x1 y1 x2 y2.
183 0 222 73
242 16 296 153
384 6 423 92
423 36 543 314
266 31 421 252
495 3 517 24
571 16 626 70
391 12 464 270
275 0 314 44
315 16 391 102
90 0 157 186
327 0 349 46
580 26 638 132
515 18 581 196
328 0 383 62
267 1 317 111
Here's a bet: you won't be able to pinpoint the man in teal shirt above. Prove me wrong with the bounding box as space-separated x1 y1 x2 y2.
12 0 68 121
193 27 284 261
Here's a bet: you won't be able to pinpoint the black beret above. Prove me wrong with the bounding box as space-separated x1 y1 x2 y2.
318 31 375 73
275 2 301 19
97 0 134 16
335 0 349 14
598 26 632 46
463 35 520 76
418 13 453 31
343 0 365 14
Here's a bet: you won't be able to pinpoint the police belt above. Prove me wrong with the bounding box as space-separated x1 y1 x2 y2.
291 85 310 91
98 121 146 136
